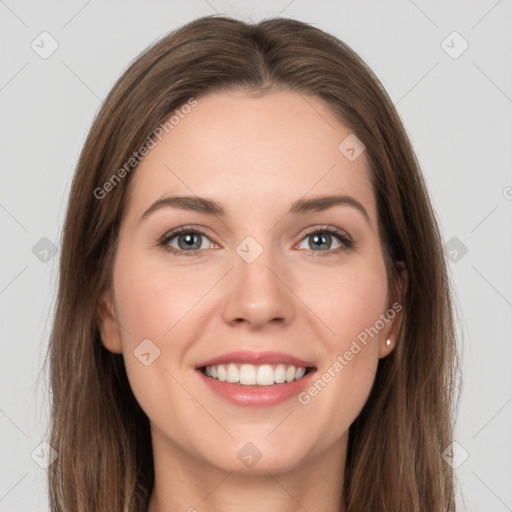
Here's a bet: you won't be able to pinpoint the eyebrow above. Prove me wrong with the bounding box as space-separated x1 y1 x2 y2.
139 194 371 225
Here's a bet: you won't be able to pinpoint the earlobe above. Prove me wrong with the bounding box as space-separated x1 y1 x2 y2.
379 337 394 359
96 290 123 354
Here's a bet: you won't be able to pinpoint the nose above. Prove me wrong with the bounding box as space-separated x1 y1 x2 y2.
221 245 295 330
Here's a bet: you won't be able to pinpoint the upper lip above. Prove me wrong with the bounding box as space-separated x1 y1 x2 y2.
195 351 316 369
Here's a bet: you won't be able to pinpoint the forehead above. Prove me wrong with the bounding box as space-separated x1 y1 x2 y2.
124 89 377 225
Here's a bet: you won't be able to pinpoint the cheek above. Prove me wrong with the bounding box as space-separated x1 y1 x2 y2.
297 258 389 351
112 247 217 344
111 251 198 429
110 246 224 409
291 261 388 439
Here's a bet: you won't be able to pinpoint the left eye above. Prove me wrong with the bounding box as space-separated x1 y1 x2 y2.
296 229 348 252
166 231 215 252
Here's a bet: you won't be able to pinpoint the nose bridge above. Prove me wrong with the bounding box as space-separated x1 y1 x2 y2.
221 234 294 328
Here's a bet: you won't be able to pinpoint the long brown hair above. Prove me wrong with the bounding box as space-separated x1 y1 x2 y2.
42 14 461 511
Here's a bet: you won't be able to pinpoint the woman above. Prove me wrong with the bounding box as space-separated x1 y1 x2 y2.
43 14 460 512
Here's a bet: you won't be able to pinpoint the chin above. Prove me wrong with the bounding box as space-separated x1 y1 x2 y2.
200 438 311 475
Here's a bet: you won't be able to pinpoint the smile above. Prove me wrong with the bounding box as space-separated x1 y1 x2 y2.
195 351 318 407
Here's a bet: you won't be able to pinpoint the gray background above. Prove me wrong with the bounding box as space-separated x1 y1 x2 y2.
1 1 511 510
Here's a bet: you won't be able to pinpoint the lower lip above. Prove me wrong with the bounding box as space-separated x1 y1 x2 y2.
197 369 317 407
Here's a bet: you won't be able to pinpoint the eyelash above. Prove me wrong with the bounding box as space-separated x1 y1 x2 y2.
157 224 354 257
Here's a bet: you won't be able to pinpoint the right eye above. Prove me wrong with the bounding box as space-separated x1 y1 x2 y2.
158 227 218 256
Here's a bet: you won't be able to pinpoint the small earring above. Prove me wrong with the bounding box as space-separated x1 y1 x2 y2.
386 338 391 347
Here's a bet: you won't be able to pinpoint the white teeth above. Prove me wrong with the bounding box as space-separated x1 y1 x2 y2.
256 365 275 386
295 367 306 380
226 363 239 383
285 366 295 383
274 364 286 384
202 363 309 386
217 364 227 382
239 364 257 385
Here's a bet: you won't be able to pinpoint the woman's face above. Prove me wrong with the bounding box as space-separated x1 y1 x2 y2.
98 89 405 474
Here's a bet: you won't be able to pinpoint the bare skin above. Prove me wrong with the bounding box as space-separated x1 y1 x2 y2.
97 89 407 512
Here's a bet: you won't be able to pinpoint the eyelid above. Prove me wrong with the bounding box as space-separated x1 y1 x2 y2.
159 224 216 241
298 224 352 243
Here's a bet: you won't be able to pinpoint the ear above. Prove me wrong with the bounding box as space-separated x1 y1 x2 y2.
96 288 123 354
379 260 408 358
